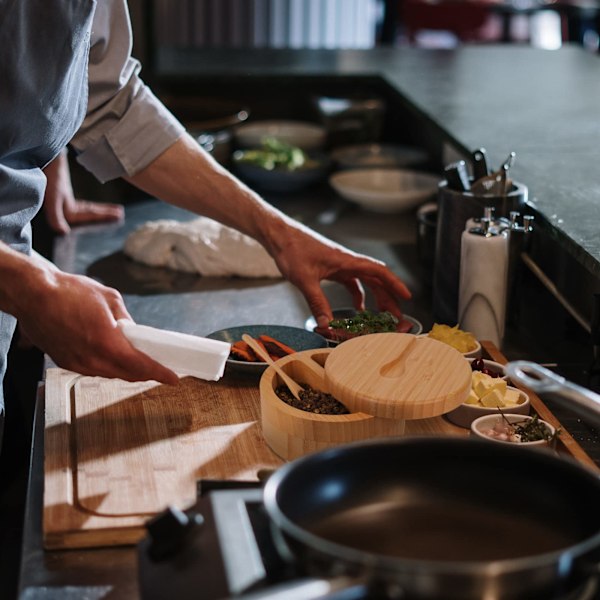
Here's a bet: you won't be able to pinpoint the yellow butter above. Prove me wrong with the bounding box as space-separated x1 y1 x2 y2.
480 388 505 408
473 374 507 399
503 388 522 407
465 389 480 405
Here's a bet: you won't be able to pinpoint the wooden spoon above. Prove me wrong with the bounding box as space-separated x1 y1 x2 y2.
242 334 304 401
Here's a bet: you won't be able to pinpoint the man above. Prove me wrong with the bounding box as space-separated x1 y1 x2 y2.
0 0 411 446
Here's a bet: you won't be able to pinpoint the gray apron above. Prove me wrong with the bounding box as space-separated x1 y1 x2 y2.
0 0 96 447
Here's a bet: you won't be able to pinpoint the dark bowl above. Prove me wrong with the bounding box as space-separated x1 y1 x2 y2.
232 151 331 193
206 324 328 376
304 308 423 346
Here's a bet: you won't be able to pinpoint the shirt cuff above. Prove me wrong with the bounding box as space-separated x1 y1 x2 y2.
75 87 185 183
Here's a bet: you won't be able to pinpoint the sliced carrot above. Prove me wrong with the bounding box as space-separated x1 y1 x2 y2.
258 335 296 357
230 340 258 362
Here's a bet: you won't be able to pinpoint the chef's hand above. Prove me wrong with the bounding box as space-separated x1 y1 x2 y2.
270 222 412 329
43 151 124 234
2 246 178 385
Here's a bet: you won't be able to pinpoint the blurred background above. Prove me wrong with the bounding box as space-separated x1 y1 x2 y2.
129 0 600 67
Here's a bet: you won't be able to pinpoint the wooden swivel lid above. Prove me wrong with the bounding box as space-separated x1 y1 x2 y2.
324 333 471 420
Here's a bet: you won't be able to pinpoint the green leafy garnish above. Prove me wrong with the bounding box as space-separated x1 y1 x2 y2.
329 310 399 335
500 412 560 443
234 137 315 171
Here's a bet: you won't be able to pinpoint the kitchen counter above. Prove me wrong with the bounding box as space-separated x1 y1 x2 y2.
153 44 600 323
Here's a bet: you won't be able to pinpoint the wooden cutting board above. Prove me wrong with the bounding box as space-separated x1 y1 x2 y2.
325 333 472 419
43 369 283 550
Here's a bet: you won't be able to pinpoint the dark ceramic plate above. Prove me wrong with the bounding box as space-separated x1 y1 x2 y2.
206 324 328 376
304 308 423 346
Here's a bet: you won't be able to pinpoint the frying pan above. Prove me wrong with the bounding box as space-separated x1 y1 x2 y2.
250 362 600 600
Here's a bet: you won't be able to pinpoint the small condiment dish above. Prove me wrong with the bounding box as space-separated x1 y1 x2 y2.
462 339 482 359
419 334 481 358
467 358 507 380
471 413 556 447
446 386 530 428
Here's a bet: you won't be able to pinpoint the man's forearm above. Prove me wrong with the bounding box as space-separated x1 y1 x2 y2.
125 133 293 255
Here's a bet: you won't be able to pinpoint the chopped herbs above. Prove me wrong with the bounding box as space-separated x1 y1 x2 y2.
329 310 399 336
511 414 558 443
234 137 315 171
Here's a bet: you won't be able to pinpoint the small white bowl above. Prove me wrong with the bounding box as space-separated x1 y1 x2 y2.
234 120 327 150
419 334 481 358
329 168 439 213
446 386 530 428
466 358 507 380
462 339 482 359
471 413 555 447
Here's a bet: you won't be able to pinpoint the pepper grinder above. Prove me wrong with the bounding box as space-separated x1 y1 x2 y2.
458 217 509 349
465 206 510 233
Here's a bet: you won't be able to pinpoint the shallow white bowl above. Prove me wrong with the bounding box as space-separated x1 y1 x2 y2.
234 120 327 150
420 334 481 358
331 143 429 170
446 386 530 429
471 413 555 447
329 168 439 213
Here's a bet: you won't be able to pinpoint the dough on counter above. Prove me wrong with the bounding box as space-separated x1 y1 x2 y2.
123 217 282 278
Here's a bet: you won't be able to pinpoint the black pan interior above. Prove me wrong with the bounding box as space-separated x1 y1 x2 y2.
270 438 600 563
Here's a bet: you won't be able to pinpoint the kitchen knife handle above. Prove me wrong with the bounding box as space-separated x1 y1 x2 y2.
444 160 471 192
472 148 489 180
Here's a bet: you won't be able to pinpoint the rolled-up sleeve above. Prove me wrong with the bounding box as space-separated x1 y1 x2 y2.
70 0 185 183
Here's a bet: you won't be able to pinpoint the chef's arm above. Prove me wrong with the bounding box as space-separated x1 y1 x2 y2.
125 134 412 327
67 0 411 326
0 241 178 384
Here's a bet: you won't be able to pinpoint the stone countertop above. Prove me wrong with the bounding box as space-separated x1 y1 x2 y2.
154 44 600 280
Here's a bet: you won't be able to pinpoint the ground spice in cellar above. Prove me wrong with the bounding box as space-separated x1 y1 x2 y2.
275 384 350 414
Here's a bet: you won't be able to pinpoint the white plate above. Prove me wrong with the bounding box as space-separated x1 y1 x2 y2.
331 143 429 169
329 168 439 213
234 120 327 150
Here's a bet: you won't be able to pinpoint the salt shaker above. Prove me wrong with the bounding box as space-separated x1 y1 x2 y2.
458 218 509 349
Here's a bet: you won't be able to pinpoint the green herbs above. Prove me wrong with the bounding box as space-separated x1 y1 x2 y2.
234 137 314 171
329 310 399 336
493 412 559 443
511 414 558 443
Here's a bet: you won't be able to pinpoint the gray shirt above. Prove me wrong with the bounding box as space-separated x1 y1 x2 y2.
0 0 185 444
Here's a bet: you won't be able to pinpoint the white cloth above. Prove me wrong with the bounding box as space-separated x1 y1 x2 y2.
124 217 282 278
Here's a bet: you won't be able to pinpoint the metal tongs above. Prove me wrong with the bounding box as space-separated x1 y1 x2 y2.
471 151 516 196
506 361 600 428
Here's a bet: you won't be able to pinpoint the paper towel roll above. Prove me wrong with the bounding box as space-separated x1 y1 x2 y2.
458 228 509 349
